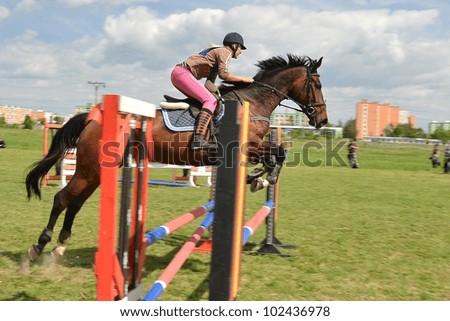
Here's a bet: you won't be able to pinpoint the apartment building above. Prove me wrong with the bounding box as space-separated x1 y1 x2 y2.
0 105 33 125
428 121 450 134
270 111 307 127
355 99 415 140
0 105 59 125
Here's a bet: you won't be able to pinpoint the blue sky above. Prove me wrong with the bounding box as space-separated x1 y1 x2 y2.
1 0 450 130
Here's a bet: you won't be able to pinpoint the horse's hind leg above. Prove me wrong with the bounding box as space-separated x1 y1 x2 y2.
28 190 67 260
28 178 99 261
50 199 84 260
51 184 98 261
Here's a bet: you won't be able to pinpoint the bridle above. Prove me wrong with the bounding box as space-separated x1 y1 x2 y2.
253 69 326 118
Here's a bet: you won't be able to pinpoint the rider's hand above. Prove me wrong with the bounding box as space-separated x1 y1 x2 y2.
242 76 254 83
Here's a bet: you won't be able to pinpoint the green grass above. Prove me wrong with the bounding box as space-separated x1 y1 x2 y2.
0 127 449 301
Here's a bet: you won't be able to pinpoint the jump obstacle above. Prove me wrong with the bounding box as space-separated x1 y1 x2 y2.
41 120 77 188
145 201 215 246
94 96 290 301
143 199 278 301
143 211 215 301
59 155 211 188
42 116 210 189
95 94 155 300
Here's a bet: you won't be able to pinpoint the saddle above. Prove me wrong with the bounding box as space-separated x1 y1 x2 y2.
159 81 224 134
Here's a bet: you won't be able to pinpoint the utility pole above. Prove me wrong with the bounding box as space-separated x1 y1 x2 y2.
88 81 106 105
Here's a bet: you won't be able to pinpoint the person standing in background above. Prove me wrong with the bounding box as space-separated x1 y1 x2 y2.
347 139 359 168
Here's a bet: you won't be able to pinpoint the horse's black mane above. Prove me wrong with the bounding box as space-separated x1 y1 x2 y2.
220 54 317 92
255 54 314 73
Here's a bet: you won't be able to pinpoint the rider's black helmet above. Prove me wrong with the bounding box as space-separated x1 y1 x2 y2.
223 32 247 50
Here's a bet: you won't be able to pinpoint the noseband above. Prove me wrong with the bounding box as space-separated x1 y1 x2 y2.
253 69 326 118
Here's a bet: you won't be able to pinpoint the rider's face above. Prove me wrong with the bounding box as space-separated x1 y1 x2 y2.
233 44 242 58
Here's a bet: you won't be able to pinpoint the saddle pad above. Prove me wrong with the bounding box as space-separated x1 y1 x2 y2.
161 106 225 132
161 108 195 132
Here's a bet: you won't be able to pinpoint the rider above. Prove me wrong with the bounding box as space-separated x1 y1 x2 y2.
171 32 254 149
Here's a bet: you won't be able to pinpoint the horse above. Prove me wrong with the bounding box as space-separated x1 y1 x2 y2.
25 54 328 261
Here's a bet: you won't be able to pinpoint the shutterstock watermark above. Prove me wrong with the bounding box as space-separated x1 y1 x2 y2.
98 132 348 168
285 136 347 167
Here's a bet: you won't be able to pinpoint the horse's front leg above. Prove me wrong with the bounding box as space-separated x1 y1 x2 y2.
263 142 286 185
246 141 286 192
245 140 268 186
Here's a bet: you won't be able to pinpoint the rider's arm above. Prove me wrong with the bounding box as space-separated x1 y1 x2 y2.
215 47 254 83
223 73 254 83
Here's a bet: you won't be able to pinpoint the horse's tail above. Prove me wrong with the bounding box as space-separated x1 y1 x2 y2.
26 113 89 199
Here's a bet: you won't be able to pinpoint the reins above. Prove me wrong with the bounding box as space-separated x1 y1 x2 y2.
253 75 325 118
227 89 271 123
224 70 326 124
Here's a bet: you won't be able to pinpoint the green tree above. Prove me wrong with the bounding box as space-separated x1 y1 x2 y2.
23 115 35 129
53 116 65 124
431 129 450 142
291 128 303 139
384 123 425 138
343 119 357 139
384 124 394 136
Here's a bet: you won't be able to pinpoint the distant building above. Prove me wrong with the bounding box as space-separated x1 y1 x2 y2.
355 99 416 140
270 112 307 127
409 115 416 128
270 111 342 137
0 105 68 125
75 102 94 114
428 121 450 134
0 105 33 125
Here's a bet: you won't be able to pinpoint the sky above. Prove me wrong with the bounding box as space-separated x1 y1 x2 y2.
1 0 450 130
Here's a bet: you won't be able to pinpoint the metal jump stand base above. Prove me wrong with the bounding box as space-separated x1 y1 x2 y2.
244 237 295 257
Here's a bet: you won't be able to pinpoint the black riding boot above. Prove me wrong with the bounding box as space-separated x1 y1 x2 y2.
192 109 215 150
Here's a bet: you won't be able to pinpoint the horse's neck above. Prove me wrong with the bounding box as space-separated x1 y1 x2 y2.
232 85 282 118
256 68 304 109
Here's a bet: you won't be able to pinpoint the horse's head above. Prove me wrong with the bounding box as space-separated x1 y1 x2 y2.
290 56 328 129
252 54 328 129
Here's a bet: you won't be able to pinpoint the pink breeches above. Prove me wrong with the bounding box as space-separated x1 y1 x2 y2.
171 66 217 113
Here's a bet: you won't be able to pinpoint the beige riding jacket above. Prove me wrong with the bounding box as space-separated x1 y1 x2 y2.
184 46 232 81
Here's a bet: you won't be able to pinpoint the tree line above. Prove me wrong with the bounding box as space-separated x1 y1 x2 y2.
341 119 450 142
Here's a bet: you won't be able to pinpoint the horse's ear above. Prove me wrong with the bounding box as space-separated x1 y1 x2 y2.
311 57 323 73
254 70 264 81
317 57 323 66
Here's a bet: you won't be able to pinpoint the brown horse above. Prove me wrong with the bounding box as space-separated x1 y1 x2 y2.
25 54 328 260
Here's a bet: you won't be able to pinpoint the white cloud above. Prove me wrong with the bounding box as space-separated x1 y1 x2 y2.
0 5 10 20
56 0 96 6
104 7 225 49
1 43 58 78
0 2 449 128
56 0 156 7
16 0 40 12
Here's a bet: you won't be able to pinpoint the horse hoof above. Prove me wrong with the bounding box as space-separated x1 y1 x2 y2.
28 245 40 261
250 178 269 193
51 245 66 262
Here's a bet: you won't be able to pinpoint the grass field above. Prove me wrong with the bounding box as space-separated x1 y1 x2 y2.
0 127 449 301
